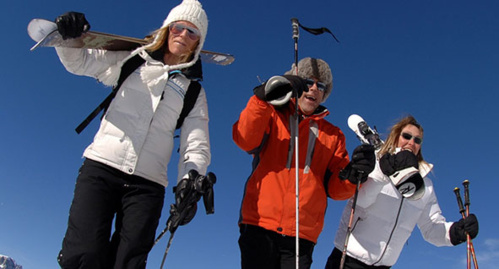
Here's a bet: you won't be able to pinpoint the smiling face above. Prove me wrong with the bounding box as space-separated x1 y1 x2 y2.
298 77 325 115
397 124 423 155
164 20 200 65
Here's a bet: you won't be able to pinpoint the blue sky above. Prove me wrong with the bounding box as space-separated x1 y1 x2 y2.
1 0 498 268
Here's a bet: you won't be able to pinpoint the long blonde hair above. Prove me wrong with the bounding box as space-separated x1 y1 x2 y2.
378 115 426 164
144 26 199 64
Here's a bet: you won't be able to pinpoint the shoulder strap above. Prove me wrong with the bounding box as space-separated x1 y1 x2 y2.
75 54 145 134
175 81 202 130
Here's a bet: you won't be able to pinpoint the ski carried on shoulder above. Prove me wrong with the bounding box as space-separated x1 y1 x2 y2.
27 18 234 66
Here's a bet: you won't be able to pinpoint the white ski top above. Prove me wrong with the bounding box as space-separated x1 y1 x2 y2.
56 47 211 187
333 160 454 267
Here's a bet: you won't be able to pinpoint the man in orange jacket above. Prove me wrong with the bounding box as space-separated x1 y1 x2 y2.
233 57 375 269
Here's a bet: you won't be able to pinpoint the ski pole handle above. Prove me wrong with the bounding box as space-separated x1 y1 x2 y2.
454 186 479 269
454 187 470 269
291 18 299 40
462 180 479 269
463 180 470 214
453 187 466 217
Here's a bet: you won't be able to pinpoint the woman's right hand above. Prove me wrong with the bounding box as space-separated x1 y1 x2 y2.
55 11 90 40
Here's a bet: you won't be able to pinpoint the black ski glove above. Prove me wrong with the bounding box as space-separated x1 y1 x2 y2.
173 171 199 227
450 214 479 245
339 144 376 184
253 75 308 102
379 150 419 176
55 11 90 40
168 170 216 232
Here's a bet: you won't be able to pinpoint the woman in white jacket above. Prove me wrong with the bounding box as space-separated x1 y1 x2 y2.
325 115 479 269
54 1 211 268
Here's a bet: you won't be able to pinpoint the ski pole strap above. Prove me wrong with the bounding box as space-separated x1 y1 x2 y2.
75 54 145 134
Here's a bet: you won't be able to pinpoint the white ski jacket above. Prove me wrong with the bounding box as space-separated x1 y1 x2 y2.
56 47 211 187
333 160 453 267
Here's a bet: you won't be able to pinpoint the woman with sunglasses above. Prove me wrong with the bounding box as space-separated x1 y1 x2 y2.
325 115 479 269
52 1 211 268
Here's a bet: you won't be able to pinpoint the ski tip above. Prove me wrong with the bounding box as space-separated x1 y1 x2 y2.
347 114 364 132
27 18 57 42
200 51 235 66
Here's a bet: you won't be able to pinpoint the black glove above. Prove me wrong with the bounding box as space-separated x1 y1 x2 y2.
340 144 375 184
173 172 199 226
55 12 90 40
450 214 479 245
379 150 419 176
168 170 216 232
282 75 309 97
253 75 308 102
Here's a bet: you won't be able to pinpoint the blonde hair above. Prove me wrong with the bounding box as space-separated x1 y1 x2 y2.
144 26 199 64
378 115 426 164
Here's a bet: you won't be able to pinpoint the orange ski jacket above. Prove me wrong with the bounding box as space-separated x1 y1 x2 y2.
233 96 357 243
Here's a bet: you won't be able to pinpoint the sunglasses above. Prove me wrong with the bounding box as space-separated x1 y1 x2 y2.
305 78 327 92
400 132 423 145
169 22 200 41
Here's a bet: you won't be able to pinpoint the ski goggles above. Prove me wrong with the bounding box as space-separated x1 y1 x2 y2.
400 132 423 145
305 78 327 92
169 22 201 41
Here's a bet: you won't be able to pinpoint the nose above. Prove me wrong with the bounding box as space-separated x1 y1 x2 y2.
177 28 188 37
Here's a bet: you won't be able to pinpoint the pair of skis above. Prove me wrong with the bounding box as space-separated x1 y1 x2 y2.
27 18 235 66
339 115 383 269
454 181 479 269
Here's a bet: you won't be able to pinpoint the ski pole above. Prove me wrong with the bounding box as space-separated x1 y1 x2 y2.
153 171 216 269
462 180 478 269
291 17 300 269
453 187 478 269
454 187 470 269
160 230 176 269
339 178 361 269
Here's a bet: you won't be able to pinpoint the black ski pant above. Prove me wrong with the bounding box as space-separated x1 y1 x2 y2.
325 247 391 269
57 159 165 269
238 224 315 269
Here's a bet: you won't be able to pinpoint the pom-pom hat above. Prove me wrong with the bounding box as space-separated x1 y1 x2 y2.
284 57 333 102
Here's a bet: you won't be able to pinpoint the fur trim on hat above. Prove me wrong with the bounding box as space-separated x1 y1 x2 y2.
284 57 333 102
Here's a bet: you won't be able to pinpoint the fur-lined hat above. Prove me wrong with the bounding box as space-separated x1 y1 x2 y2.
284 57 333 102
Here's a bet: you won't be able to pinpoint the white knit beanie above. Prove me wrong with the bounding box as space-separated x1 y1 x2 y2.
161 0 208 66
97 0 208 87
284 57 333 102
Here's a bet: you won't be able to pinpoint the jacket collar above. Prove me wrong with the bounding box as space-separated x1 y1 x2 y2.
289 99 329 120
149 50 203 81
419 162 433 178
